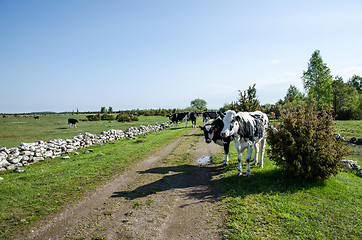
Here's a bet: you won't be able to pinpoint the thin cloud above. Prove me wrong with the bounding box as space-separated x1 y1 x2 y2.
258 72 303 89
270 59 281 64
334 66 362 80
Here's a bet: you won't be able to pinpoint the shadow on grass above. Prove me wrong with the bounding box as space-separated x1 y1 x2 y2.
111 161 325 201
222 162 326 198
190 132 204 137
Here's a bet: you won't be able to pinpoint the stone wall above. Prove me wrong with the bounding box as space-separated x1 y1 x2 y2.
0 122 170 171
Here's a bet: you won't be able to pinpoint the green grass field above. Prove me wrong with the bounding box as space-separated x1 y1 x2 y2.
0 114 169 148
334 120 362 139
0 117 361 239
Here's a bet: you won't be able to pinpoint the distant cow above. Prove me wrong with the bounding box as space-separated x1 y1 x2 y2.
221 110 269 177
34 116 40 120
200 118 232 165
202 111 219 125
68 118 79 128
188 112 199 128
168 112 189 127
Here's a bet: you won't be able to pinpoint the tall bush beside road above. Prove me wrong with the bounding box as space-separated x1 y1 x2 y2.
267 100 349 179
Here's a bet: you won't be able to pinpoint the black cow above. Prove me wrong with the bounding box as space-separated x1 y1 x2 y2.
168 112 189 127
34 116 40 120
200 118 232 165
202 111 219 125
68 118 79 128
188 112 199 128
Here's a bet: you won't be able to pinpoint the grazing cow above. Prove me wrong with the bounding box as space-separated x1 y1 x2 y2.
202 111 219 125
34 116 40 120
188 112 199 128
68 118 79 128
221 110 269 177
199 118 232 165
168 112 189 127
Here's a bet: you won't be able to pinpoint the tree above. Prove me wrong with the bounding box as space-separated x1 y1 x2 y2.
348 75 362 94
190 98 207 111
100 107 107 113
237 84 261 112
285 85 304 102
302 50 333 108
108 106 113 113
332 76 359 119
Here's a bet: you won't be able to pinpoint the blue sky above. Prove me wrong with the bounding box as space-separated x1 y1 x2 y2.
1 0 362 113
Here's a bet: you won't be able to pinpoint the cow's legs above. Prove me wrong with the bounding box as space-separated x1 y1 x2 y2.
224 154 229 165
234 141 243 176
245 144 253 177
258 138 266 168
223 141 230 165
252 142 260 165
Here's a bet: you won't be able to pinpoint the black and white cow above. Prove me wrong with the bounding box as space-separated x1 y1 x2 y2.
168 112 189 127
188 112 199 128
68 118 79 128
199 118 232 165
221 110 269 177
202 111 219 125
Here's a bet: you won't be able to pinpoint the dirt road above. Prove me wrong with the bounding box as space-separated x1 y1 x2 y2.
19 128 225 239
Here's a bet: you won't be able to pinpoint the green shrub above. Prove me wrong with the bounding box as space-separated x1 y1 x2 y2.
88 113 101 121
267 100 349 179
116 113 139 122
101 113 115 120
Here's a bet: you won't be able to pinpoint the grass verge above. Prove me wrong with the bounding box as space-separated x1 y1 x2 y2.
217 120 361 239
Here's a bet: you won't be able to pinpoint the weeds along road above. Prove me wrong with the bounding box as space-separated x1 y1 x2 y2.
16 128 225 240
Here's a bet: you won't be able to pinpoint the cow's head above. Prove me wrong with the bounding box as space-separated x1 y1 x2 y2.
199 125 215 143
168 114 176 121
221 110 240 138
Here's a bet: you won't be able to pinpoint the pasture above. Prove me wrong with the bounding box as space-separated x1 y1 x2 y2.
0 117 361 239
0 114 169 148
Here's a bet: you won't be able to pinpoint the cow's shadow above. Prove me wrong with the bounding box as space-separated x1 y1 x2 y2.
111 164 223 201
111 161 324 201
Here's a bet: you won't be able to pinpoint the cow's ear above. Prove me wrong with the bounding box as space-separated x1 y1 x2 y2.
235 115 241 122
219 111 225 118
199 126 204 130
